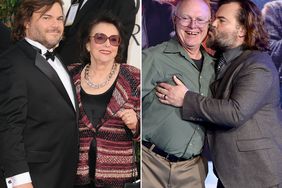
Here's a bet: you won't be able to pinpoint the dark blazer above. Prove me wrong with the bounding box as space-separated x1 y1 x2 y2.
0 40 79 188
56 0 138 65
182 50 282 188
0 22 11 54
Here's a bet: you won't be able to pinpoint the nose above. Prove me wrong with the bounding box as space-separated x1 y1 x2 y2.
51 19 62 28
104 39 111 47
188 19 197 28
210 19 217 27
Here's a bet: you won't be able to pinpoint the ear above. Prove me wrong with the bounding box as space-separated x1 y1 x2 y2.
25 20 30 29
172 14 178 27
86 42 90 52
172 15 176 24
172 18 177 32
237 25 246 38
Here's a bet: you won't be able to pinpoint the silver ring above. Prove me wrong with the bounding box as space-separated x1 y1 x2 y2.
164 94 167 100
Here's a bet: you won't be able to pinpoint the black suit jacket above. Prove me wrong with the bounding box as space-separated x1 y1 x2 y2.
0 22 11 54
0 40 79 188
182 50 282 187
57 0 138 65
0 22 12 188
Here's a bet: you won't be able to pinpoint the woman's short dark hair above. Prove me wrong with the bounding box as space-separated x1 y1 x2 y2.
12 0 63 42
79 11 127 64
218 0 269 51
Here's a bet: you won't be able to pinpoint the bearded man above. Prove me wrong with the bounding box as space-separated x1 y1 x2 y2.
156 0 282 187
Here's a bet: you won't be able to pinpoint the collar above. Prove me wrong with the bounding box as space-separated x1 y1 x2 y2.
219 45 244 63
25 37 54 55
163 37 215 64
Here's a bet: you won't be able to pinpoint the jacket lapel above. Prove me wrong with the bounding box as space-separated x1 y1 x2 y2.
210 80 219 97
103 71 129 119
56 54 79 115
34 53 75 110
18 40 76 112
210 50 252 98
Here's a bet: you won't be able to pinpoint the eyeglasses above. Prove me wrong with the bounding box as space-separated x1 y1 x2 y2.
90 33 121 46
175 14 210 27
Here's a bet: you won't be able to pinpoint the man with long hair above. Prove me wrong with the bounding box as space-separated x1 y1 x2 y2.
156 0 282 187
0 0 78 188
142 0 214 187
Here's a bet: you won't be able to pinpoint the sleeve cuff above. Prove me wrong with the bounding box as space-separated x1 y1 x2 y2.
6 172 32 187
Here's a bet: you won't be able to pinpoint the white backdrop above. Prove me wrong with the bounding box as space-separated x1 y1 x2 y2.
62 0 141 69
127 0 141 69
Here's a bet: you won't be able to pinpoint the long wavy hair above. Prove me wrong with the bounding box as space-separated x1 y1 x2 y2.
79 11 126 64
12 0 63 42
218 0 269 51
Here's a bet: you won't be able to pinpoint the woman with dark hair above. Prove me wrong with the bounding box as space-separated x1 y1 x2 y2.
68 12 140 188
0 0 79 188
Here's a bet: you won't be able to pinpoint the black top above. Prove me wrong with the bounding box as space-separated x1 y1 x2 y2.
81 81 116 127
192 56 204 71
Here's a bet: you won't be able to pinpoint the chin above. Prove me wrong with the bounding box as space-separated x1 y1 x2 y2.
98 58 115 64
44 41 59 49
185 41 200 47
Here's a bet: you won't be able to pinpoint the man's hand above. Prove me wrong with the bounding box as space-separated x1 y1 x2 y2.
156 75 188 107
14 183 33 188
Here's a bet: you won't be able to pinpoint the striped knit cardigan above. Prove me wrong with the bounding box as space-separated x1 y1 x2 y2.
68 63 140 187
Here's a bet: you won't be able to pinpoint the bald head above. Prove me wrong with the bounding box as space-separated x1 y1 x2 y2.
172 0 211 54
173 0 211 19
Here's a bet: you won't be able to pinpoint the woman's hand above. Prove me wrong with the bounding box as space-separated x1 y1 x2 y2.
117 109 138 130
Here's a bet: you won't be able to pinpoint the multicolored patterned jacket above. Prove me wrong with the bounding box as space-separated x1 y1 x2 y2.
68 63 140 187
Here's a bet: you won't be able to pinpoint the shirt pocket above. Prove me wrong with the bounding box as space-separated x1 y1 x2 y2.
161 73 184 85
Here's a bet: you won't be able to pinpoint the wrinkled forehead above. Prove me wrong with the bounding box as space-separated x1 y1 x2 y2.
176 0 211 18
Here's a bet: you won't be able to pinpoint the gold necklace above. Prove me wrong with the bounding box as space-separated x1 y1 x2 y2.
84 63 117 89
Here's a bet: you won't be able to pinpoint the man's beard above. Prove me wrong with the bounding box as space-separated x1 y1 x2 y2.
206 27 237 51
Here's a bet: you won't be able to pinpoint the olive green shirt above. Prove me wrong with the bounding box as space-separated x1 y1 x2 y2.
142 38 215 159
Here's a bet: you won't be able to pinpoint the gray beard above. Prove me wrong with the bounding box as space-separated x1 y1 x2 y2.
206 37 229 51
206 31 237 51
